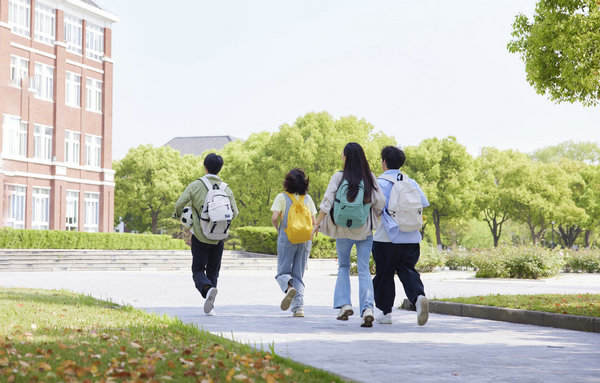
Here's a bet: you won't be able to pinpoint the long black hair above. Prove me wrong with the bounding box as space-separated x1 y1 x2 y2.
342 142 376 203
284 168 309 195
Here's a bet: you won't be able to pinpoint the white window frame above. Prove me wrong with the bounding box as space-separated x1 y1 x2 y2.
33 62 54 101
34 2 55 45
10 55 29 88
5 184 26 229
85 23 104 60
65 71 81 108
86 78 102 113
85 134 102 168
2 115 28 157
65 190 79 231
33 124 53 161
64 14 82 54
8 0 30 38
32 187 50 230
64 130 80 165
84 192 99 232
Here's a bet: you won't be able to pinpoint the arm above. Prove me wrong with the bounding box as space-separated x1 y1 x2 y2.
271 210 281 231
313 211 328 236
173 184 193 219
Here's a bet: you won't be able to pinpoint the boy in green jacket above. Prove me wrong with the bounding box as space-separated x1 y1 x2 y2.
173 153 239 315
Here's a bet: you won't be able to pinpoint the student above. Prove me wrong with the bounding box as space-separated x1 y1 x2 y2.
313 143 385 327
271 168 317 318
173 153 238 316
372 146 430 326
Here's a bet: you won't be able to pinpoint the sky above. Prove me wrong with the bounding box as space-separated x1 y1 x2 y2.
96 0 600 160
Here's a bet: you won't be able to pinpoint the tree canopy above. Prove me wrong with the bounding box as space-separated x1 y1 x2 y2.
508 0 600 106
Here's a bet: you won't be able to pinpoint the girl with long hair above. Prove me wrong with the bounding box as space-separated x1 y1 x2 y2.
313 143 385 327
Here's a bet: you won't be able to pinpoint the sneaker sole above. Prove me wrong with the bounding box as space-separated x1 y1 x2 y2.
280 288 297 311
361 314 374 327
337 309 354 321
376 318 392 325
417 297 429 326
204 288 218 314
293 312 305 317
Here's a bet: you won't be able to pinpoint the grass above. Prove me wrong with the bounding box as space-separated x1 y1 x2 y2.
0 288 343 382
439 293 600 317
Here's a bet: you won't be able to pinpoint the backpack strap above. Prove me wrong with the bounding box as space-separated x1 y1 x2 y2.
379 173 403 183
200 176 227 191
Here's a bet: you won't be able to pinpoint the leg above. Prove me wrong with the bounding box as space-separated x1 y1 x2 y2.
372 241 398 315
275 234 295 293
395 244 425 305
205 240 224 288
333 238 353 309
191 235 212 298
355 235 374 315
290 240 310 311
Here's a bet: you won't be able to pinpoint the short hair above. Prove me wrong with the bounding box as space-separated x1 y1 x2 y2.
283 168 309 195
381 146 405 169
204 153 224 175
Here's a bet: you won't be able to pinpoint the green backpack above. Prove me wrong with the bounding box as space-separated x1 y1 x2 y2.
332 178 371 228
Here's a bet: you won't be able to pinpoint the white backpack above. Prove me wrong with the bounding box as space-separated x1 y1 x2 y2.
379 173 423 232
199 176 233 240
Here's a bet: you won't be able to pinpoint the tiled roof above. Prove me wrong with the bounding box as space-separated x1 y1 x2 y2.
165 136 242 156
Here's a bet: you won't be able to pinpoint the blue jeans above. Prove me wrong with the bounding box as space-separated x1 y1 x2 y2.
275 230 311 312
334 236 374 315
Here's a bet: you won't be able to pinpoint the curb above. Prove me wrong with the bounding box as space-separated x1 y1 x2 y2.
402 299 600 333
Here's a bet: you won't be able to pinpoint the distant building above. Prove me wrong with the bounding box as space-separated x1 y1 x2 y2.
165 135 241 156
0 0 118 232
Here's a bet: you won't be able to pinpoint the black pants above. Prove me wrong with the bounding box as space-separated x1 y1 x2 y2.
191 235 224 298
372 241 425 315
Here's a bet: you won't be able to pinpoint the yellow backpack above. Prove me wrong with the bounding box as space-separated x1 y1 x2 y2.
283 192 313 244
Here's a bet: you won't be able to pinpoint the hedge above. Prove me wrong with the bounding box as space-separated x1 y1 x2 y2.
0 228 188 250
236 226 337 258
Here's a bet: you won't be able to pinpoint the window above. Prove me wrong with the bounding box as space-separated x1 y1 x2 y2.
86 78 102 112
33 124 53 161
5 185 26 229
2 115 27 157
65 190 79 231
64 130 80 165
86 23 104 60
10 55 29 87
34 3 55 44
85 134 101 167
8 0 30 37
33 62 54 101
32 187 50 230
65 72 81 107
64 14 82 54
84 192 99 232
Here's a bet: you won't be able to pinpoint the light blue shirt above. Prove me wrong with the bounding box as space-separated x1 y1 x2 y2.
373 169 429 244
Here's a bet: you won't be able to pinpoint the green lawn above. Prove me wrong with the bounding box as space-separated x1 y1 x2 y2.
0 288 342 382
440 293 600 317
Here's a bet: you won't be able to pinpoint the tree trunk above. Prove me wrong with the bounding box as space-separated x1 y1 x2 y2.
151 211 159 234
558 224 582 248
584 230 592 248
432 208 443 250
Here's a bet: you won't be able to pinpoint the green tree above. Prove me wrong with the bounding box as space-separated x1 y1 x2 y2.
508 0 600 106
532 140 600 164
114 145 201 234
403 137 476 249
218 112 395 227
474 148 530 247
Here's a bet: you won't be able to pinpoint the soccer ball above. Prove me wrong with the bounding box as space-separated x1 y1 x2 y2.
180 206 193 227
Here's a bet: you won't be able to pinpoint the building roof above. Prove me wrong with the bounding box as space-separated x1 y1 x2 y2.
165 136 242 156
81 0 101 8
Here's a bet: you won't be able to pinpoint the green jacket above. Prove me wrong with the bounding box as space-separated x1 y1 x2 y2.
173 174 239 244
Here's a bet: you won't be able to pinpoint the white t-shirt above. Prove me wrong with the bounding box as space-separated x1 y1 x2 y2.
271 192 318 216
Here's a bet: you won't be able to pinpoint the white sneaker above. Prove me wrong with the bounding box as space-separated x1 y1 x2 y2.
361 308 374 328
336 304 353 321
205 309 216 316
376 312 392 324
292 308 305 317
204 287 218 314
280 288 297 311
416 295 429 326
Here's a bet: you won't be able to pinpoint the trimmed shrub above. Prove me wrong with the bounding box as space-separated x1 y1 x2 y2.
0 227 188 250
444 249 477 270
236 226 338 258
472 246 565 279
564 250 600 273
416 244 445 272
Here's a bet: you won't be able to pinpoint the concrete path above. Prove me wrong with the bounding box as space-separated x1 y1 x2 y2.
1 267 600 383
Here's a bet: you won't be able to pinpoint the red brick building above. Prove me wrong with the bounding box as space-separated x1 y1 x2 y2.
0 0 117 232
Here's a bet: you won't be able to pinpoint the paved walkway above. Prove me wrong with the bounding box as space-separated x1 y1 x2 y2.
2 267 600 382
